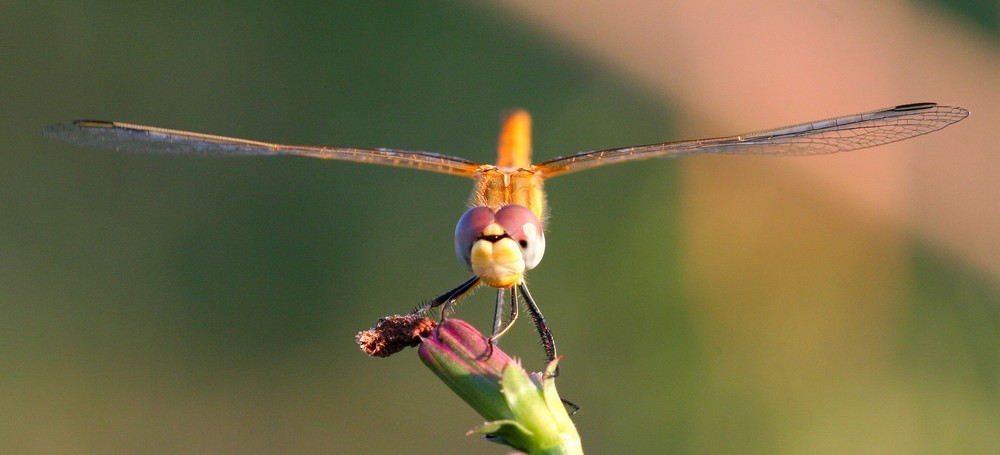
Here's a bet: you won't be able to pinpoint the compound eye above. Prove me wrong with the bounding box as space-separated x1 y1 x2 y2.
494 205 545 269
454 206 495 271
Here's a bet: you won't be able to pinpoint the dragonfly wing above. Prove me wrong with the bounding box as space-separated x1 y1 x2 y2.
536 103 969 178
43 120 482 177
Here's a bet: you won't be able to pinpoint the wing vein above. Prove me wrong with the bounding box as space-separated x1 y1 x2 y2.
43 120 482 177
536 103 968 178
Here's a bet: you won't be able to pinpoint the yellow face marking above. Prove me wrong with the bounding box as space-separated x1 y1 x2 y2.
470 237 525 288
481 222 504 237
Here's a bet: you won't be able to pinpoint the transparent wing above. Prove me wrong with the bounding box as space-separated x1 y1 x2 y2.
536 103 969 178
43 120 483 177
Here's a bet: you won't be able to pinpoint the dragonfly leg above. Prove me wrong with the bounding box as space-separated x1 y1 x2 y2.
491 288 506 338
489 287 519 344
411 276 480 319
517 282 557 368
508 288 518 330
479 287 522 361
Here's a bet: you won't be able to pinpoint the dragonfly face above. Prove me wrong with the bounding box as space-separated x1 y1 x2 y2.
455 205 546 288
43 102 969 366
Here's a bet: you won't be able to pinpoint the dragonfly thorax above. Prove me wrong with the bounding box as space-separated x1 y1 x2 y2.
470 167 548 225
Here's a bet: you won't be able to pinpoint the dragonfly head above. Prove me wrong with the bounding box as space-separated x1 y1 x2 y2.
455 205 545 288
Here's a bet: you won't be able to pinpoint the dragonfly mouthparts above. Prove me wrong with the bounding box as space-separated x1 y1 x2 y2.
479 234 510 243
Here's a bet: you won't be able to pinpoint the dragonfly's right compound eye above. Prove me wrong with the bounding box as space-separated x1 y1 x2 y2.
454 206 495 270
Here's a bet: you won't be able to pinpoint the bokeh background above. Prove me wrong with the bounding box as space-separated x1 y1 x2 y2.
3 1 998 453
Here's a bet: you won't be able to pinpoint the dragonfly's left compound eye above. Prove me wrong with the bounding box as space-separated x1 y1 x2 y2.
454 206 495 271
494 204 545 270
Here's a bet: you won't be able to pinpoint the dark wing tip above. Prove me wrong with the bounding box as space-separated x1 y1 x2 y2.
44 120 118 141
42 120 142 150
73 119 115 128
891 102 970 120
893 102 938 111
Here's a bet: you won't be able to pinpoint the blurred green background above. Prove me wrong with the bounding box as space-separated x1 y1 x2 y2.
3 1 997 453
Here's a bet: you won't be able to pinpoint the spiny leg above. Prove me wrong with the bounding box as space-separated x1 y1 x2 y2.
411 276 480 319
517 282 574 410
483 288 517 359
479 287 520 361
491 287 506 338
508 289 518 335
517 281 556 364
489 286 520 344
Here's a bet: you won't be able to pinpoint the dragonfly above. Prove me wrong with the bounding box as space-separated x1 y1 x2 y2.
44 102 968 364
